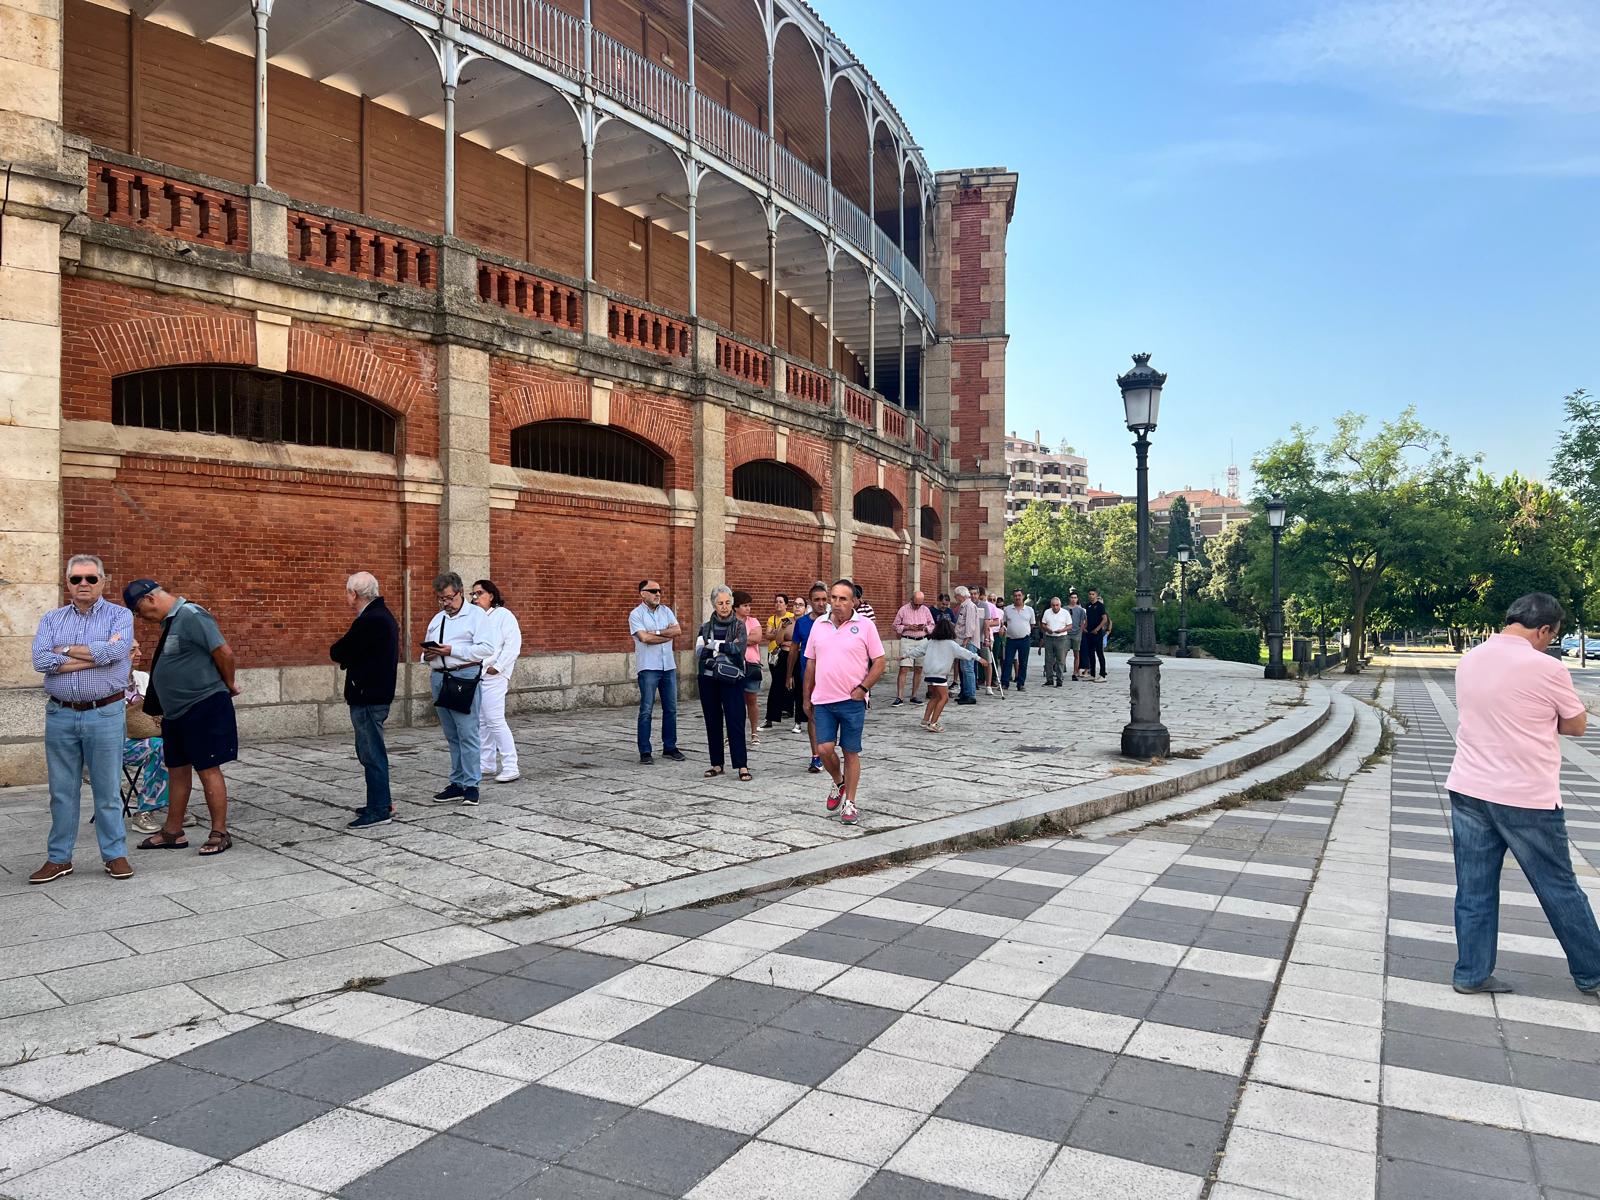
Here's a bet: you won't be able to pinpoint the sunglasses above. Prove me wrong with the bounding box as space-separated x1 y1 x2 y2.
642 587 661 594
69 574 100 585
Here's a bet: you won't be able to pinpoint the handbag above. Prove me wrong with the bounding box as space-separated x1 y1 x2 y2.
700 618 746 684
435 664 482 713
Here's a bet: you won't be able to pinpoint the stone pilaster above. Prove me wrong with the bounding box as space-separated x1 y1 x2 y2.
436 343 491 585
907 470 923 595
691 398 726 612
0 0 82 783
832 438 854 582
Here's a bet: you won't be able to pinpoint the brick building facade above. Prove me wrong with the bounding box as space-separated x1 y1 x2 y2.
0 0 1014 782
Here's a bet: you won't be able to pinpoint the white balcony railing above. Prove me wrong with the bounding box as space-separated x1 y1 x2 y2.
592 30 689 134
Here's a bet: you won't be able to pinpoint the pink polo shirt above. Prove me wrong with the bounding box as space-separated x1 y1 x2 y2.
807 612 885 705
1446 633 1585 809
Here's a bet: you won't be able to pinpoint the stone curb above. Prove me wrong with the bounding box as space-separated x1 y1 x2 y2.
488 685 1343 946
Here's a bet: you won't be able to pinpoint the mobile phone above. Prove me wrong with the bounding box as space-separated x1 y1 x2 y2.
420 640 444 650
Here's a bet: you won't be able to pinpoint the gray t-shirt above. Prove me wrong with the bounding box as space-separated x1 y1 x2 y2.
151 599 227 719
1068 605 1088 634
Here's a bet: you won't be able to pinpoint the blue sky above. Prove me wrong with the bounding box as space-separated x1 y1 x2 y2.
820 0 1600 496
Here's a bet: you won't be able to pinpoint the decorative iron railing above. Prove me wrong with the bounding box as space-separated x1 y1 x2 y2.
592 30 688 134
774 144 828 218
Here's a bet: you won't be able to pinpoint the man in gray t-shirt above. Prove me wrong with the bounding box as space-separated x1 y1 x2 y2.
1067 592 1089 680
125 580 240 856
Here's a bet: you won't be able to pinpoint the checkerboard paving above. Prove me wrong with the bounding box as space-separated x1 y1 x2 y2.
4 666 1600 1198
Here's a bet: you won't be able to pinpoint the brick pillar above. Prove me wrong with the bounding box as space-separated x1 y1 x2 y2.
436 344 491 586
691 398 726 618
831 438 854 582
0 0 81 784
926 168 1017 592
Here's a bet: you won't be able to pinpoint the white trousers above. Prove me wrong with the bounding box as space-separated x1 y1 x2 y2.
477 671 517 775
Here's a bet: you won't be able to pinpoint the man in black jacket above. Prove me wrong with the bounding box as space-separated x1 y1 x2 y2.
331 571 400 827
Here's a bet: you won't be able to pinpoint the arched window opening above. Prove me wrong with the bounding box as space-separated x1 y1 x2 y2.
510 420 664 487
112 367 396 453
733 460 814 511
854 486 898 529
920 506 941 541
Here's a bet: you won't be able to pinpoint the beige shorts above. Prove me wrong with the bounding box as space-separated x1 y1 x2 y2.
900 638 929 663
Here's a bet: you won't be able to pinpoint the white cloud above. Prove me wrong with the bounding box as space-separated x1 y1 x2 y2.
1256 0 1600 114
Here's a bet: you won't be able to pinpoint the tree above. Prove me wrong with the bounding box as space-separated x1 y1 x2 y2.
1254 407 1476 672
1166 494 1193 557
1551 389 1599 516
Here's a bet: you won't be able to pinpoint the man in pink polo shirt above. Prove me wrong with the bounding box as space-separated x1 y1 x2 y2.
1446 592 1600 997
803 579 886 826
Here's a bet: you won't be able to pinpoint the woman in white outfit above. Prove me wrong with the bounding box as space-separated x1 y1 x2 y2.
470 580 523 783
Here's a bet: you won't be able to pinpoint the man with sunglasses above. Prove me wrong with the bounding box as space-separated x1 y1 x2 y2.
630 579 685 764
29 556 135 884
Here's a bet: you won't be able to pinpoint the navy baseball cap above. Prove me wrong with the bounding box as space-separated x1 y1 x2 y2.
122 579 160 609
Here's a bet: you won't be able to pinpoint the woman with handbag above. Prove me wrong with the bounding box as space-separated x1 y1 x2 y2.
696 585 751 780
733 592 764 746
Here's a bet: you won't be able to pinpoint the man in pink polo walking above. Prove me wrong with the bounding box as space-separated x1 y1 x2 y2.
803 579 886 826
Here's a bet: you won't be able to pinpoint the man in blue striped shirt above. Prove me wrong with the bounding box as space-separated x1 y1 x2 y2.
29 554 134 884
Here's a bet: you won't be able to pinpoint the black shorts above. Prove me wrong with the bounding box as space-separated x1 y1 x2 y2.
162 690 239 771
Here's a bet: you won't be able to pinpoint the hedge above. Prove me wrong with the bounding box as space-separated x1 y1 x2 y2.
1187 627 1261 664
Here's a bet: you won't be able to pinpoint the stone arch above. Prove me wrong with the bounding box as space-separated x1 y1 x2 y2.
90 314 254 378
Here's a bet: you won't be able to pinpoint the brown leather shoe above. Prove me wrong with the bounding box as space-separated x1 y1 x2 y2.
29 861 73 885
104 857 134 880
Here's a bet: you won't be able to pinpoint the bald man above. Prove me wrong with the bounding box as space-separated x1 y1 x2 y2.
331 571 400 827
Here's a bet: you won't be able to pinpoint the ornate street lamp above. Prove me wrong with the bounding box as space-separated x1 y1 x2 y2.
1264 495 1288 680
1176 542 1191 659
1118 353 1170 758
1029 560 1039 604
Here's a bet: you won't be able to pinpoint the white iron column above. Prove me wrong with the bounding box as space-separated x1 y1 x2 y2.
251 0 272 186
686 166 700 318
867 280 877 390
898 305 906 404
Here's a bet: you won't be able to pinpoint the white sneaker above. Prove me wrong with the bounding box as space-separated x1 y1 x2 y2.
840 799 859 825
792 724 804 734
495 769 520 783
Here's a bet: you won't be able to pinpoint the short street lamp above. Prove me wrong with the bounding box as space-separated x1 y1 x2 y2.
1264 495 1288 680
1176 543 1191 659
1119 353 1170 759
1029 560 1039 603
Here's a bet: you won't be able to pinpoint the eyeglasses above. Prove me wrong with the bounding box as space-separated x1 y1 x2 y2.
469 590 485 599
69 575 100 585
642 587 661 594
436 591 459 602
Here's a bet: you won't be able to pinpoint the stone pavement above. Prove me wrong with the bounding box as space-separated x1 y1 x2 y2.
4 668 1600 1198
0 656 1313 1059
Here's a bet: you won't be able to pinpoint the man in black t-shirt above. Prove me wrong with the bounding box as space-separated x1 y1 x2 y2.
1080 589 1109 680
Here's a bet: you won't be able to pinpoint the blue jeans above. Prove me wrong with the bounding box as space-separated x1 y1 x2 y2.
349 704 392 815
1002 638 1030 687
45 700 127 864
637 669 678 756
430 672 482 789
1450 791 1600 991
958 643 979 700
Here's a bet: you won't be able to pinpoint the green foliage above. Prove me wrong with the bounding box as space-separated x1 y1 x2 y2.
1188 627 1262 664
1551 389 1599 518
1166 495 1193 557
1003 502 1136 604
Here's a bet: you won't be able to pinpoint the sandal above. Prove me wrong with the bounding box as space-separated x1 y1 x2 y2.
738 769 752 781
137 830 188 850
199 829 233 856
704 767 724 778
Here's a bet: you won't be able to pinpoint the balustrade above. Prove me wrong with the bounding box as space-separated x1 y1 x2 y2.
716 336 770 387
608 300 690 357
288 212 436 288
844 386 874 427
774 145 828 217
593 30 688 134
91 161 248 253
477 262 582 330
455 0 581 76
785 362 830 407
881 404 906 440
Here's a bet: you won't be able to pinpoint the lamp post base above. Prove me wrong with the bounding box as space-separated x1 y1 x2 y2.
1121 722 1171 759
1264 662 1289 680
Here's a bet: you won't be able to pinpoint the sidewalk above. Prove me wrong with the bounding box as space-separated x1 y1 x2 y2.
3 668 1596 1198
0 656 1309 1060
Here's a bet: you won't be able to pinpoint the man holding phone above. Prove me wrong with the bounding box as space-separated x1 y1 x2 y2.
422 571 495 806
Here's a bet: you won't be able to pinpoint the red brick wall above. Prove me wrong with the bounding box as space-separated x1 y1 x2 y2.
492 497 680 654
921 545 947 597
726 518 829 610
950 490 993 590
63 460 406 668
852 533 904 616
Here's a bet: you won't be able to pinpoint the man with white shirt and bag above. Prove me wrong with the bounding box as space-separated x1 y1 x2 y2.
421 572 496 806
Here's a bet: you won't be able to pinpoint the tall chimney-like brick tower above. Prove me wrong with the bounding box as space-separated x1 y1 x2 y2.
923 168 1018 591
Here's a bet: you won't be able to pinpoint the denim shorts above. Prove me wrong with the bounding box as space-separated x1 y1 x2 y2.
812 699 867 753
743 670 762 695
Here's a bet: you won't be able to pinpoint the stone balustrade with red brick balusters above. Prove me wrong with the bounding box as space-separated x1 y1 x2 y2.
715 335 771 387
90 160 248 253
785 362 830 407
844 385 875 427
881 403 906 441
477 262 583 331
288 212 437 289
608 300 691 357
